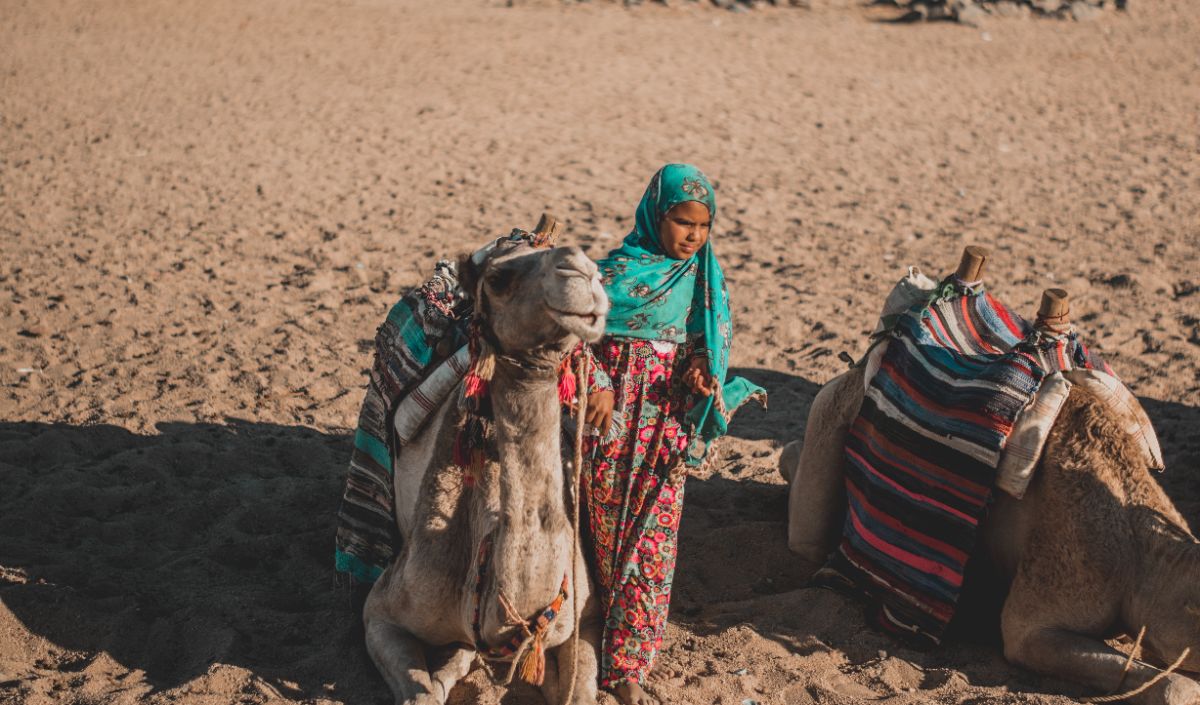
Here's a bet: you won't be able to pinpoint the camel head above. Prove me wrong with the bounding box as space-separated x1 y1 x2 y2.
460 239 608 365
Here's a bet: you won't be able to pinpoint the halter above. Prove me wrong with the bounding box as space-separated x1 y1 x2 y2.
470 532 570 685
455 235 590 700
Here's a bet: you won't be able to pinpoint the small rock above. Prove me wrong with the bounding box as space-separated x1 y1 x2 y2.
1173 280 1198 299
992 0 1028 16
955 3 989 27
1099 273 1136 288
926 2 954 19
1069 1 1101 18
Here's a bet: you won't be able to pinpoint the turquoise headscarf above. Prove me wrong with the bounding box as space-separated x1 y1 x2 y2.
596 163 765 464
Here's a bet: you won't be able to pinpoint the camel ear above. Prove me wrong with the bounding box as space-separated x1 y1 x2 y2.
456 252 481 298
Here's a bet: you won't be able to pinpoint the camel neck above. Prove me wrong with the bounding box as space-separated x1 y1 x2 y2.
476 361 573 624
1126 512 1200 629
487 362 570 545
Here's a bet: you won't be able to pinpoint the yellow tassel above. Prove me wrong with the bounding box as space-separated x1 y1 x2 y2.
519 630 546 686
474 342 496 381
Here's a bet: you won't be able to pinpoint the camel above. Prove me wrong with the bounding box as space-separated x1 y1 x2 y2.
781 274 1200 705
363 239 609 705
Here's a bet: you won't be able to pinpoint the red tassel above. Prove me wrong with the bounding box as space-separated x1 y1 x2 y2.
557 348 581 406
558 368 577 406
453 428 471 468
464 371 488 403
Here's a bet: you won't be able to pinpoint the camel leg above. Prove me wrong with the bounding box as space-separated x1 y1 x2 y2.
785 367 863 565
427 645 474 704
1002 559 1200 705
1003 625 1200 705
542 614 602 705
364 614 440 705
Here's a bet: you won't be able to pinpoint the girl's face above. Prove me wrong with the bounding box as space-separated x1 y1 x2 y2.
658 201 711 260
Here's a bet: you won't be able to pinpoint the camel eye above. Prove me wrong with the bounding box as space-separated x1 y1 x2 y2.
485 265 518 295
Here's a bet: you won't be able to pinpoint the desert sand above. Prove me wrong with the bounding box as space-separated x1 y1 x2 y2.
2 0 1198 703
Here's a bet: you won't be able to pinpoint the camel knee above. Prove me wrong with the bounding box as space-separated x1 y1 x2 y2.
1000 624 1040 670
999 614 1066 674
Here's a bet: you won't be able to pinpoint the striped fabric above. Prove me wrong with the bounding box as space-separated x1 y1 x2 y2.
817 282 1109 644
335 260 468 583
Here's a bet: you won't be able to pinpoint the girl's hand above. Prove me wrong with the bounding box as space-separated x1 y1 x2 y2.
683 357 716 397
585 389 615 434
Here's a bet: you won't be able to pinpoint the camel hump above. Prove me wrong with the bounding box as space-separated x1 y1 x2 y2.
1064 369 1165 471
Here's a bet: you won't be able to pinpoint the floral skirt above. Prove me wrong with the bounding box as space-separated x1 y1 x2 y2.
583 337 688 688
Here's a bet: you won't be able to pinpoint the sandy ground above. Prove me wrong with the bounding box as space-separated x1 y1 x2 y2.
2 0 1199 703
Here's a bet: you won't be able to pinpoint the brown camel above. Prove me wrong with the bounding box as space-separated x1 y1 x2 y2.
781 361 1200 705
363 241 608 705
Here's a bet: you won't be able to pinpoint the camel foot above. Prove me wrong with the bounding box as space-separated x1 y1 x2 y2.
1155 674 1200 705
611 681 659 705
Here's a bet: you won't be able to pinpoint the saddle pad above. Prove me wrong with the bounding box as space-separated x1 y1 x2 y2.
335 260 467 583
818 282 1109 644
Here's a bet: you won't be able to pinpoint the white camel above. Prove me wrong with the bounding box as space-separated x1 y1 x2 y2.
363 241 608 705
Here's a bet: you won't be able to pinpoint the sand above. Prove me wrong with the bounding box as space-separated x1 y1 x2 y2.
1 0 1198 703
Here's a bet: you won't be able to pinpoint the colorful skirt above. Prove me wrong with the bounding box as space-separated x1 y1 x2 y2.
583 337 690 687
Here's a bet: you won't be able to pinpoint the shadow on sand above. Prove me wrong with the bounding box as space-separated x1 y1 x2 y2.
1 387 1195 703
0 419 386 703
673 378 1200 699
723 366 822 444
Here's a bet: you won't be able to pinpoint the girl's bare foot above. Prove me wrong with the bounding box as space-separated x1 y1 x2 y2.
613 681 659 705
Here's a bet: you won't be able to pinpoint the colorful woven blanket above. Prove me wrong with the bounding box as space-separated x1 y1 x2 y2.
335 229 563 583
817 280 1109 644
334 260 468 583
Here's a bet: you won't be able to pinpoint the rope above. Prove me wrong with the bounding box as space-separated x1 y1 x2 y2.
1082 644 1191 703
1035 310 1072 335
561 350 589 705
496 590 537 686
1114 626 1147 693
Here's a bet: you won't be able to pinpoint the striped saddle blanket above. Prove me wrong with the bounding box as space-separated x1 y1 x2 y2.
335 230 559 583
334 259 470 583
817 279 1110 644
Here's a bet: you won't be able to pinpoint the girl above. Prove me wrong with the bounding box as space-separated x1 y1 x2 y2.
582 164 763 705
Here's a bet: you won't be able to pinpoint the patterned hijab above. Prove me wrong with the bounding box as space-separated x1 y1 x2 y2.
596 163 764 464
